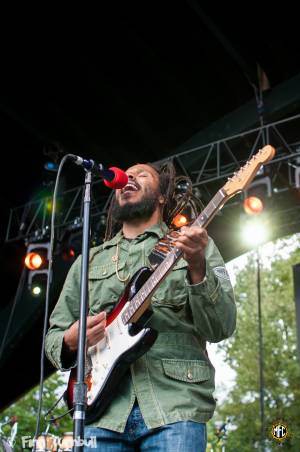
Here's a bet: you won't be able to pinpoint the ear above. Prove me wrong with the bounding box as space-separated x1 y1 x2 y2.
159 196 165 204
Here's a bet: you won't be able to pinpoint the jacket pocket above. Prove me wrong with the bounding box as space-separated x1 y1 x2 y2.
88 262 126 313
162 358 210 383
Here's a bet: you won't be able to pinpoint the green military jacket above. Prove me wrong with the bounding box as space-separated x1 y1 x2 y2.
45 223 236 432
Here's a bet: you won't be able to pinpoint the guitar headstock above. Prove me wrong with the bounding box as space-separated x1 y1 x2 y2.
223 145 276 198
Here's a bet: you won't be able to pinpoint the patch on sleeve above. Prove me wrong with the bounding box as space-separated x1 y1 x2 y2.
213 266 230 280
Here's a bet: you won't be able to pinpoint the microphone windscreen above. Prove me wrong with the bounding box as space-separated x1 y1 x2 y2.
104 167 128 189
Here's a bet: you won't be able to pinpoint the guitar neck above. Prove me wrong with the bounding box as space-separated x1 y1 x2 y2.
192 188 227 228
121 188 227 324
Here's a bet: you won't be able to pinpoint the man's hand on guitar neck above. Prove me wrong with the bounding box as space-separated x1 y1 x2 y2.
63 311 107 352
175 225 208 285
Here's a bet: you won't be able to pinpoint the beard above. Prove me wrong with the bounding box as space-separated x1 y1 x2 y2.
112 191 160 223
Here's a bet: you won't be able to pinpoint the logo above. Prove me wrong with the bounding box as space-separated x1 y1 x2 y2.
271 422 288 442
213 266 230 280
21 435 97 449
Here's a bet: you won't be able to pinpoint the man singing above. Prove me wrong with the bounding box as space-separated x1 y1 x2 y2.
45 161 236 451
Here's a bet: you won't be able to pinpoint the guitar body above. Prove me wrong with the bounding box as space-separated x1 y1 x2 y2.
66 266 158 424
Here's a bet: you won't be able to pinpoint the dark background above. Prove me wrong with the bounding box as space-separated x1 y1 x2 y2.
1 1 300 409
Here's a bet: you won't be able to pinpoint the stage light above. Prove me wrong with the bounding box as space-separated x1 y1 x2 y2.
243 196 264 215
69 248 75 258
62 247 76 261
32 285 42 296
45 199 53 213
44 161 58 172
172 213 189 228
25 252 43 270
242 218 268 247
25 243 50 290
243 176 272 216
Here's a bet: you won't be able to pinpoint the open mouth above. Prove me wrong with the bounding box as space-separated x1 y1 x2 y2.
121 182 140 195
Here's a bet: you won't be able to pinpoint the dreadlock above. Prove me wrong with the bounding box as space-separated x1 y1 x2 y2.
104 160 204 242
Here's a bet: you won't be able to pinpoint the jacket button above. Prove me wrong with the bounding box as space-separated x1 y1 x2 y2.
187 371 193 380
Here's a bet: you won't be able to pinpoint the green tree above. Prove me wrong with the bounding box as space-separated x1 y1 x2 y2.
0 372 72 450
217 238 300 451
206 417 229 451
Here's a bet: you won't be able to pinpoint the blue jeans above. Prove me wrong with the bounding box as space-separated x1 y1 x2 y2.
84 401 207 451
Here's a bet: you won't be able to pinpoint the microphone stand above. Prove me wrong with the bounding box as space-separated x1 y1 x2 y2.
73 169 92 451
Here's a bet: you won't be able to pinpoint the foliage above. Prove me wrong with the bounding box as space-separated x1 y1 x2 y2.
0 372 72 450
214 237 300 450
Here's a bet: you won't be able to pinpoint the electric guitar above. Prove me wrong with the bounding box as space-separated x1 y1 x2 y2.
66 145 276 424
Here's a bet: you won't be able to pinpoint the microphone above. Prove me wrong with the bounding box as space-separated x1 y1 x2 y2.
70 155 128 189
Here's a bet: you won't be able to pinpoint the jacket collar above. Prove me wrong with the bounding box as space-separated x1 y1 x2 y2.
103 222 168 249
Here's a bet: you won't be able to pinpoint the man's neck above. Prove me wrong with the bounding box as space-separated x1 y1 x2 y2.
122 211 161 239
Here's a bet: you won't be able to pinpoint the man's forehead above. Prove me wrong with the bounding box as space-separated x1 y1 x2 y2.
126 163 158 177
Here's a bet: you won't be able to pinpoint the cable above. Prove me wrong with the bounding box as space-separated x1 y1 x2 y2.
43 392 65 418
33 154 74 449
44 392 74 423
47 408 74 423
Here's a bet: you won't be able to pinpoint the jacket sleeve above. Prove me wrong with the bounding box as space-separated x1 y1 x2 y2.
187 237 236 343
45 256 81 370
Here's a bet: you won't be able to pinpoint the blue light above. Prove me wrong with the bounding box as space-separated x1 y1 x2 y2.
44 162 58 172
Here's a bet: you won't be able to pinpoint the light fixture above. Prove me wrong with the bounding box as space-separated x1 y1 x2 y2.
243 196 264 215
172 213 189 228
25 252 44 270
32 285 42 296
241 218 269 247
62 247 76 261
243 176 272 216
44 161 58 172
25 243 50 291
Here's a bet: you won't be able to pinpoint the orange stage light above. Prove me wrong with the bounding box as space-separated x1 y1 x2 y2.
25 252 43 270
62 248 76 261
69 248 75 257
172 213 188 228
243 196 264 215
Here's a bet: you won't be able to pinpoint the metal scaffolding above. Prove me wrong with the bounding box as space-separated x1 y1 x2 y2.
5 113 300 244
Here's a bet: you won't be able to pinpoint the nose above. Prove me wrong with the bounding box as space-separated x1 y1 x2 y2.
128 174 136 181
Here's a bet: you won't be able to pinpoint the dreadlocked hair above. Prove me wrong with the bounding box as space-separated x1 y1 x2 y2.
148 160 205 229
168 175 205 223
103 160 204 242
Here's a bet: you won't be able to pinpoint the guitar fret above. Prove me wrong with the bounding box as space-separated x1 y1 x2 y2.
144 282 151 296
194 190 225 228
151 277 156 288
